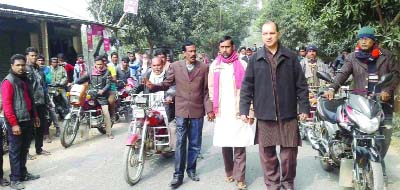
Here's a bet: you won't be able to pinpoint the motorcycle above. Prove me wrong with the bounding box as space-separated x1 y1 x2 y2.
299 86 319 140
123 94 173 185
1 117 8 154
309 71 392 190
48 84 69 119
61 83 112 148
115 78 136 122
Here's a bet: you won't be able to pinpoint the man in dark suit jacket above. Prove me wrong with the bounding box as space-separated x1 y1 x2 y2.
147 41 214 189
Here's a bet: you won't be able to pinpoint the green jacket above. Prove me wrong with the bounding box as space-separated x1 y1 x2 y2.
50 66 67 86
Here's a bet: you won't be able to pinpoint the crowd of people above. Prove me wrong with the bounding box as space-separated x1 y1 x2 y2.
0 21 398 190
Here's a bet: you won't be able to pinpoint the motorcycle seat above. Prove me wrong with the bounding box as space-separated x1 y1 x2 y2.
319 98 344 123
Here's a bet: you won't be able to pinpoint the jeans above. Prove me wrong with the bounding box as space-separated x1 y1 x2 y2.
173 117 203 180
7 121 34 182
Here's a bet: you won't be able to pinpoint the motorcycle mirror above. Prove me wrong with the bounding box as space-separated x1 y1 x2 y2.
316 71 334 83
376 73 393 88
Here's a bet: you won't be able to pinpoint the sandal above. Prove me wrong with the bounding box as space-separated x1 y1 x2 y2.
225 176 234 183
237 181 247 190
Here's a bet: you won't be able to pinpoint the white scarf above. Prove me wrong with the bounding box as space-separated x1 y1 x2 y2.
149 70 166 104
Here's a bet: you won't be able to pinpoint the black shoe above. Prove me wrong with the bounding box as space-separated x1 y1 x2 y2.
169 177 183 189
187 172 200 181
10 181 25 190
22 173 40 181
0 178 10 186
55 128 61 137
37 149 51 156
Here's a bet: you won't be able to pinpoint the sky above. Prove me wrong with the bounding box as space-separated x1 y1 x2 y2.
1 0 93 20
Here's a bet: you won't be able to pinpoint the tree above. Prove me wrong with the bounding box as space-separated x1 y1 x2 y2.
88 0 258 56
257 0 400 57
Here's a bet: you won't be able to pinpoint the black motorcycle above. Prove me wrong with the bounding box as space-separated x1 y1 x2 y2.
48 84 69 119
309 71 392 190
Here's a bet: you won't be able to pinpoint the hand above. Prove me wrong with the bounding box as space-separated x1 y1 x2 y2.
249 118 255 125
165 96 173 104
207 112 215 121
241 115 249 123
12 125 22 135
298 113 308 121
98 89 104 95
67 83 72 87
323 89 335 100
381 91 391 102
145 80 154 89
34 117 40 128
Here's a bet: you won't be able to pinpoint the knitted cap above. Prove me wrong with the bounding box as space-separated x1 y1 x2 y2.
306 45 318 52
358 26 375 41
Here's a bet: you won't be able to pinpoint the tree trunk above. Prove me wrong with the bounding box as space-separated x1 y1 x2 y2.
147 37 154 56
374 0 385 28
94 36 104 57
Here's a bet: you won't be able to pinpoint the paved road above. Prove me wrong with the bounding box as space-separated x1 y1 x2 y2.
2 121 400 190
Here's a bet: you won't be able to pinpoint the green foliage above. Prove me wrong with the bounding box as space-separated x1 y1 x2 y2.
257 0 400 57
88 0 258 57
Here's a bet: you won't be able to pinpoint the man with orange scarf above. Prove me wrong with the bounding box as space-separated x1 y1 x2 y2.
324 26 400 183
208 36 255 190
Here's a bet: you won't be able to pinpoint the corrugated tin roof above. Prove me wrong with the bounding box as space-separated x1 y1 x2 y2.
0 3 120 29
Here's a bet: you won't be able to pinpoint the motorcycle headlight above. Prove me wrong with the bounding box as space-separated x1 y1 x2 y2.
88 100 95 106
351 109 380 134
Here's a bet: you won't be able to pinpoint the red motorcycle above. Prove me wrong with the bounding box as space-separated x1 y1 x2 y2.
115 78 136 122
123 94 173 185
61 83 111 148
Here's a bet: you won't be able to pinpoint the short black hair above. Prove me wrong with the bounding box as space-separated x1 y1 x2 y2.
100 53 108 62
50 57 58 62
10 54 26 64
181 40 195 52
155 49 167 57
25 47 38 55
121 56 129 63
238 47 246 51
77 54 84 58
37 54 45 60
299 46 306 51
219 35 234 46
57 53 65 59
95 56 104 62
111 52 118 58
246 47 252 51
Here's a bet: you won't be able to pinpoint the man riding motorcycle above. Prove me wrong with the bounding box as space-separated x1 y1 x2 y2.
133 57 176 151
49 57 69 111
117 56 134 87
75 56 114 139
324 26 400 181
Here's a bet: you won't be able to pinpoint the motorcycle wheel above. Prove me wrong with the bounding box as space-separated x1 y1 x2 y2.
98 117 115 134
60 114 80 148
355 161 384 190
97 127 107 134
161 151 174 159
123 145 145 185
124 112 132 123
298 122 306 140
319 127 334 172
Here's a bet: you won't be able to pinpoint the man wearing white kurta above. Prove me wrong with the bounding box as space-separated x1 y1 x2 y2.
208 36 255 190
